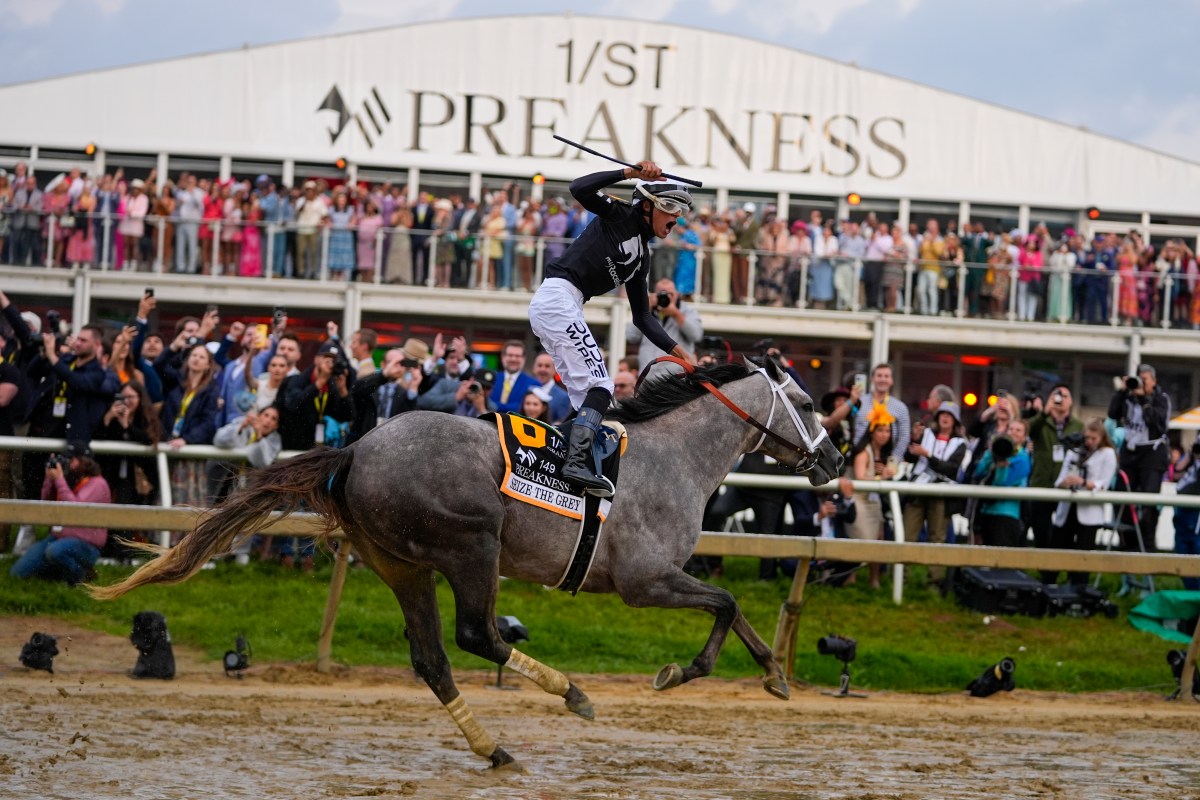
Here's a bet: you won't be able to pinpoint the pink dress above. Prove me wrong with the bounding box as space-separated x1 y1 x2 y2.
238 209 262 277
66 199 96 265
356 214 384 273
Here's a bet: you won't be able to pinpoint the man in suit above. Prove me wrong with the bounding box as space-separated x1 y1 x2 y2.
489 340 538 415
531 352 571 424
410 192 435 286
349 343 423 441
451 197 480 288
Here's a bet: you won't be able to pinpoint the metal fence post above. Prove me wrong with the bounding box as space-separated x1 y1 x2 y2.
797 256 809 309
156 449 173 548
101 214 112 270
746 250 758 306
1162 274 1173 329
956 262 968 318
45 216 56 268
889 490 905 606
1109 271 1121 327
155 216 166 273
374 226 384 284
903 260 914 315
426 233 439 287
264 222 275 281
211 220 222 276
320 226 330 282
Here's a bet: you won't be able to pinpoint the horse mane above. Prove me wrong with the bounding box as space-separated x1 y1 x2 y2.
608 362 754 423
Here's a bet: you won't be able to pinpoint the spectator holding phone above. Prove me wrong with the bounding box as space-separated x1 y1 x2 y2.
1027 384 1083 550
96 380 159 558
350 341 425 441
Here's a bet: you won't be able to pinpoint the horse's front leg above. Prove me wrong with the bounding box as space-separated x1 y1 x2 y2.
616 568 789 700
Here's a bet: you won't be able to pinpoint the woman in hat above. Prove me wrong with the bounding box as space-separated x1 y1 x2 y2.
117 178 149 270
902 401 967 585
529 160 695 497
43 178 72 267
520 386 552 423
845 404 898 589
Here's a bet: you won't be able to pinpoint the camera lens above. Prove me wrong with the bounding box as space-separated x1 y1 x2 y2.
656 291 671 308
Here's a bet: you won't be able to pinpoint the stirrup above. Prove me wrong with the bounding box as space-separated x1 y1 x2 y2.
564 470 614 498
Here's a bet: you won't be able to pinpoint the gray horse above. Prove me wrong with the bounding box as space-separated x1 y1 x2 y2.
92 357 842 769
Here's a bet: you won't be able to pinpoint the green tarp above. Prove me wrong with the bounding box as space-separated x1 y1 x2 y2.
1128 590 1200 644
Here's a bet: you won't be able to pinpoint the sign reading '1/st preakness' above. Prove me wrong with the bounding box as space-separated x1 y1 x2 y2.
312 27 907 181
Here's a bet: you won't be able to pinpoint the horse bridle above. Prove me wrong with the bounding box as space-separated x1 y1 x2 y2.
634 356 828 472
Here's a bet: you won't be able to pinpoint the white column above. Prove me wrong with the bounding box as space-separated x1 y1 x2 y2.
835 196 849 224
715 186 729 213
93 149 106 177
343 283 361 339
776 191 789 220
219 155 232 182
407 167 420 203
1126 330 1142 378
1140 211 1151 243
468 171 482 203
156 152 169 191
346 162 358 187
1017 204 1030 235
897 197 911 230
870 315 890 367
958 201 971 233
282 159 295 189
72 270 91 329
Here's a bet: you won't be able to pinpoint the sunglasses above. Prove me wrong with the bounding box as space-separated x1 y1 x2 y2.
648 196 691 217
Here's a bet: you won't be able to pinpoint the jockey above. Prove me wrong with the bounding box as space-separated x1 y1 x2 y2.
529 161 696 497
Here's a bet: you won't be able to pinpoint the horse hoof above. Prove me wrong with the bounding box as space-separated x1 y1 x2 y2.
652 663 684 691
763 674 790 701
565 682 595 720
489 746 524 772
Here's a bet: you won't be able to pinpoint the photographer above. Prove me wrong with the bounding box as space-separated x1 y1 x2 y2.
970 418 1031 547
349 342 425 441
1107 364 1172 553
276 340 353 450
625 277 703 373
1027 384 1082 549
10 444 111 585
903 402 967 585
1042 418 1117 586
1170 441 1200 590
28 323 119 446
452 368 497 418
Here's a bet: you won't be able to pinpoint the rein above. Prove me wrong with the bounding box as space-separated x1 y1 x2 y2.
632 356 826 471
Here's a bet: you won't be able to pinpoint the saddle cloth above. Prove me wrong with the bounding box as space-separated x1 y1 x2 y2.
485 412 627 594
486 412 626 521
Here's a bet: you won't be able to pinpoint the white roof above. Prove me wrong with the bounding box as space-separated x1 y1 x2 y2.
3 13 1197 213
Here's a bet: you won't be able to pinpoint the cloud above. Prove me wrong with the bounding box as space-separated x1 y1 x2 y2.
328 0 463 34
703 0 918 37
0 0 64 26
1131 95 1200 164
93 0 128 13
601 0 680 21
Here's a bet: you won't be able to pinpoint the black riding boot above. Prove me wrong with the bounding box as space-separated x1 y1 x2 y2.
562 407 613 497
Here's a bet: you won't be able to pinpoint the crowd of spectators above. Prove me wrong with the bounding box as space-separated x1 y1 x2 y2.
0 282 1192 590
693 346 1192 593
3 163 1198 328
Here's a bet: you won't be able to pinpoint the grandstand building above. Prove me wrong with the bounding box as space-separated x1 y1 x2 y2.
2 14 1198 415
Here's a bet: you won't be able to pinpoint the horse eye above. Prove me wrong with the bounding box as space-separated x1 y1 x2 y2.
802 402 814 413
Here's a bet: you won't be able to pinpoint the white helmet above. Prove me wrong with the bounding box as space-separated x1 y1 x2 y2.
631 180 694 216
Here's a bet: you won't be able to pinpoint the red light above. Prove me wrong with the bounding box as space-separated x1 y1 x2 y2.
1086 207 1101 220
335 157 348 170
809 358 822 370
532 173 545 185
84 142 97 156
960 355 991 367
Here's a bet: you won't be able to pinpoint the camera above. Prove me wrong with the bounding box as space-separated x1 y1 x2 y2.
330 359 348 378
468 381 482 394
1124 376 1143 392
112 392 127 405
273 305 286 327
816 634 857 663
144 287 154 298
1060 431 1086 453
656 290 672 308
989 434 1016 461
185 335 201 348
46 452 70 469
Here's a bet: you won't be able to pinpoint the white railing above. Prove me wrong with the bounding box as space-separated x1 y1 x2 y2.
3 209 1193 328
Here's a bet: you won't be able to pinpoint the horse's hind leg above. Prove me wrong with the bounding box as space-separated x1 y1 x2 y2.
442 563 594 721
618 568 788 700
369 551 519 770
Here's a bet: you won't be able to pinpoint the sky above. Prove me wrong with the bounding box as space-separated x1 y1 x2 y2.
2 0 1198 163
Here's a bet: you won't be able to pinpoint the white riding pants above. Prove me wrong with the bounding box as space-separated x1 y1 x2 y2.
529 278 613 410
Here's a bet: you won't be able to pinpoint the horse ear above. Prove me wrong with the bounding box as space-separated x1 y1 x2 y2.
763 356 781 382
742 356 757 373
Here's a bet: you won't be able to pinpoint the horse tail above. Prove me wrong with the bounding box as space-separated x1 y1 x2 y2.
89 446 356 601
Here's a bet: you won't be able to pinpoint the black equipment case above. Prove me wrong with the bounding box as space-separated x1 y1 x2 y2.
953 568 1046 617
1041 584 1119 619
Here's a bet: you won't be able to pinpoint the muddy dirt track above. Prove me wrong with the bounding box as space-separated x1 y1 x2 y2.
3 616 1199 800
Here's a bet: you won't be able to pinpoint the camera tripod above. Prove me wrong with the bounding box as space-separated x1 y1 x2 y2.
821 662 868 699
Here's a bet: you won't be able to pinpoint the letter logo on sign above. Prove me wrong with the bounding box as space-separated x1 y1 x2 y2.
318 84 392 149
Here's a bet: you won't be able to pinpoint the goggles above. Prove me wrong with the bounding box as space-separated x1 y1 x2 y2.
647 195 691 217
